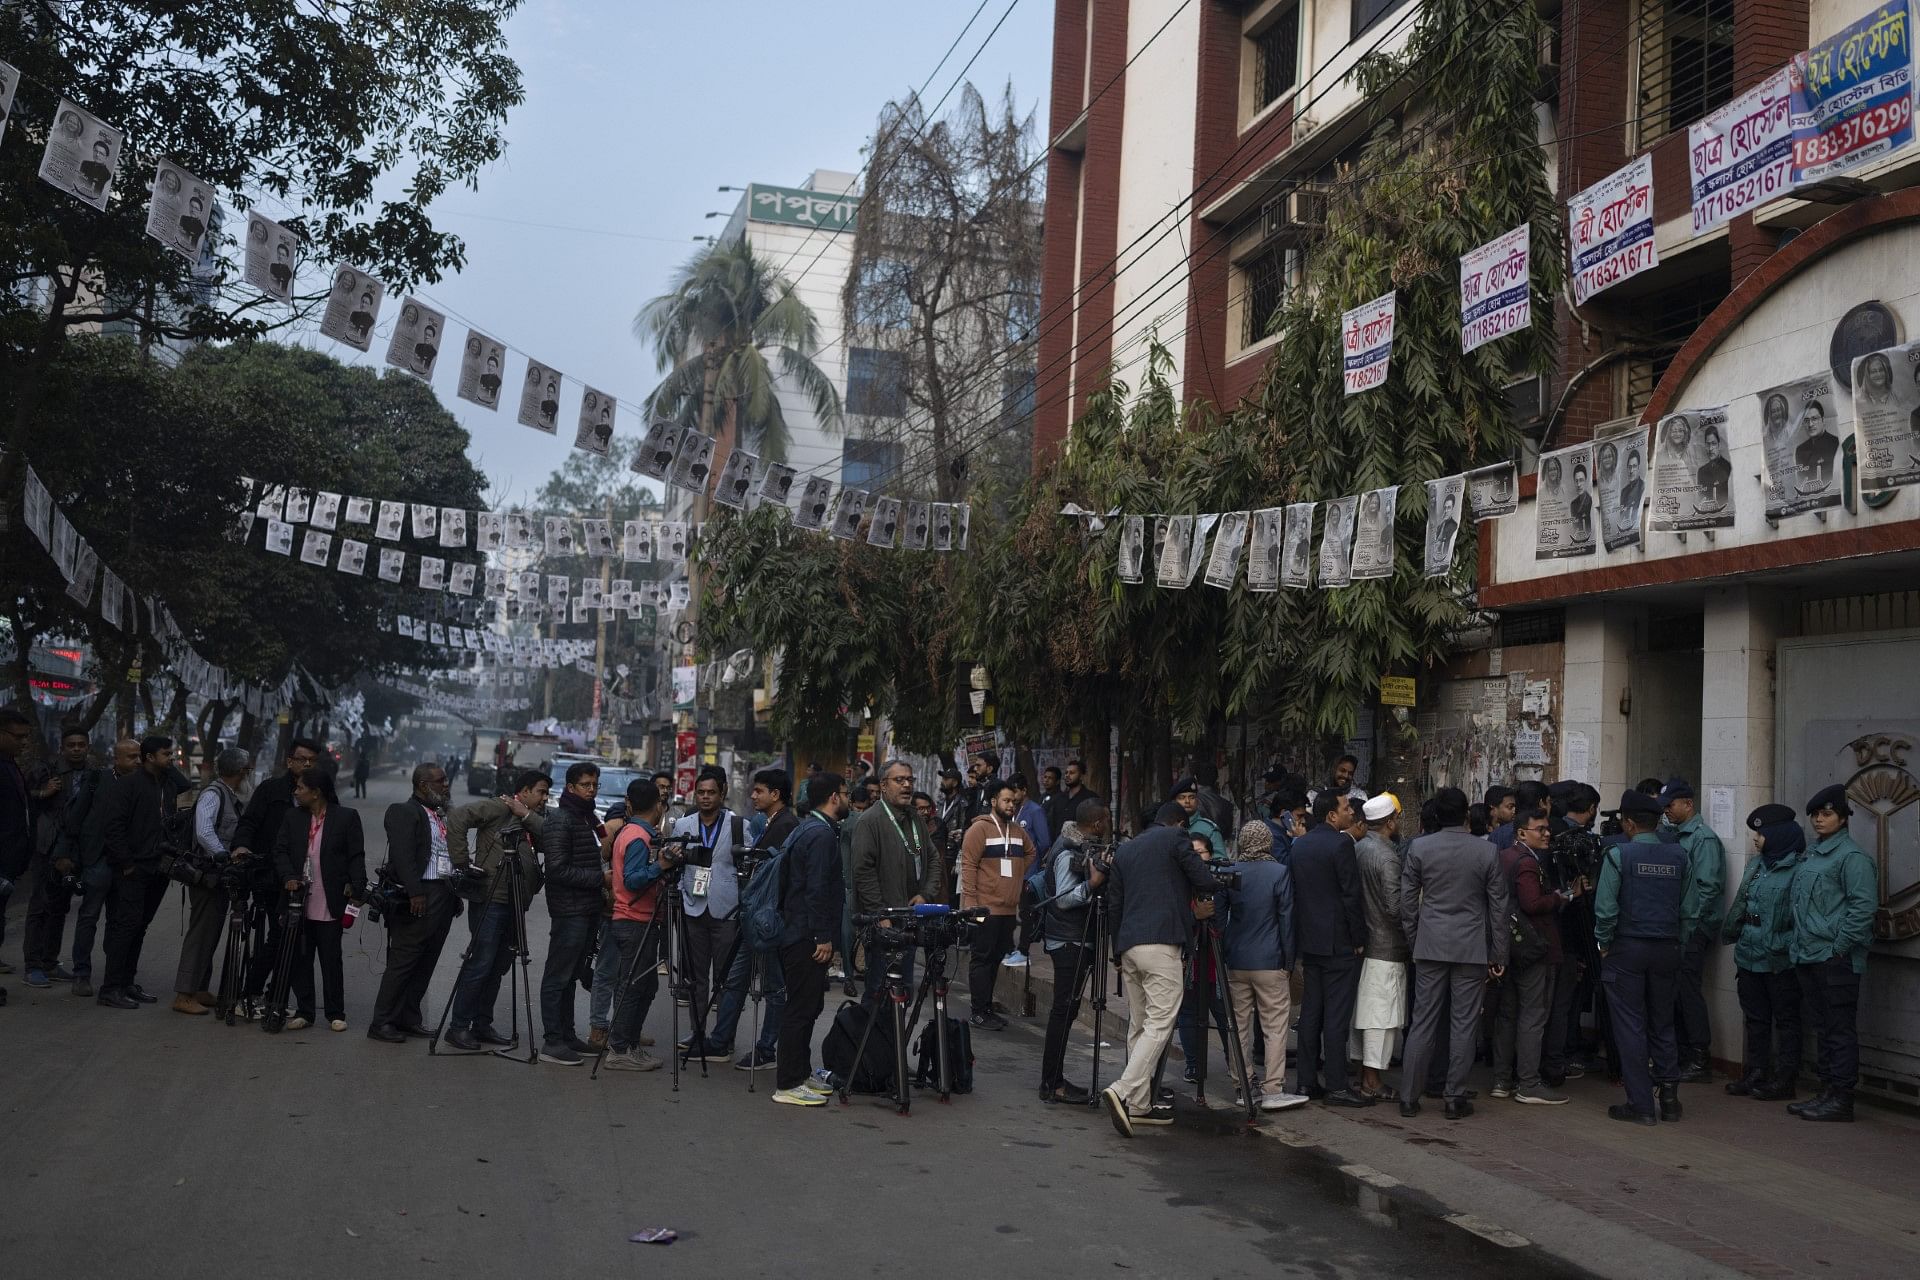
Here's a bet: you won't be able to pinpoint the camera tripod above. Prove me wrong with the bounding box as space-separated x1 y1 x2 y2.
214 879 264 1025
593 850 717 1090
1174 911 1258 1123
427 844 537 1064
1051 874 1114 1102
259 881 308 1035
837 920 921 1115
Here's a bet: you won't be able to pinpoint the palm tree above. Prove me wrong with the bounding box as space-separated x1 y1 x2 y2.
634 237 842 464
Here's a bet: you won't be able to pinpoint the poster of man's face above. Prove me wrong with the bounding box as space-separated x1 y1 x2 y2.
574 388 615 457
517 360 560 434
145 160 212 260
458 332 508 409
715 448 759 510
670 432 717 493
795 478 834 531
832 489 870 540
40 98 123 210
1118 515 1145 583
932 503 954 551
338 540 368 576
385 296 446 381
320 265 385 352
265 519 294 556
245 212 300 302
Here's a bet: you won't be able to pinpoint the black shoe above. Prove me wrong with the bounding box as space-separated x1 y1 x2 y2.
1786 1087 1831 1117
566 1035 597 1055
96 987 140 1009
1135 1103 1175 1126
1751 1075 1798 1101
472 1026 513 1048
1399 1099 1422 1118
1541 1073 1567 1088
1051 1080 1090 1104
1304 1085 1328 1100
1797 1086 1854 1122
1608 1103 1658 1126
1678 1055 1711 1084
1425 1087 1479 1101
1725 1071 1764 1097
1155 1086 1177 1106
1444 1098 1475 1120
366 1024 407 1044
127 984 159 1004
1658 1083 1683 1122
395 1023 434 1039
1323 1089 1376 1108
444 1028 483 1052
969 1012 1008 1031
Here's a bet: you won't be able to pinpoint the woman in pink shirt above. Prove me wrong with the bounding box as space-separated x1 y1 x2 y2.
273 770 367 1031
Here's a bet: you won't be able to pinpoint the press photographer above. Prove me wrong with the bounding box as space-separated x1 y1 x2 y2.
94 736 187 1009
771 772 848 1106
368 763 457 1045
229 739 323 1012
271 769 367 1031
850 760 943 1007
537 761 607 1064
1035 799 1111 1104
601 777 676 1072
443 769 550 1050
169 748 250 1015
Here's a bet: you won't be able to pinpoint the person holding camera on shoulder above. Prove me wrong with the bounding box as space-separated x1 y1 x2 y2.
271 769 365 1031
772 773 849 1106
1038 798 1110 1104
535 761 607 1064
443 769 550 1050
1100 802 1221 1137
94 736 185 1009
169 748 250 1015
958 778 1034 1030
368 763 457 1044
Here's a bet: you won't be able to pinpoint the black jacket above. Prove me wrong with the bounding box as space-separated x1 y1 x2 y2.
1107 825 1218 956
1289 824 1366 957
52 766 112 866
755 805 801 854
98 767 184 870
272 805 369 918
779 811 844 947
383 799 443 896
233 772 300 856
539 800 607 917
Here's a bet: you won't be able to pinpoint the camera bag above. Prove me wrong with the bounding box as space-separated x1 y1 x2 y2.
821 999 895 1094
912 1015 974 1094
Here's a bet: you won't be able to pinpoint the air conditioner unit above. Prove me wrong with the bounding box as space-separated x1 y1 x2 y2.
1259 185 1326 248
1506 375 1549 433
1594 414 1640 438
1292 112 1320 141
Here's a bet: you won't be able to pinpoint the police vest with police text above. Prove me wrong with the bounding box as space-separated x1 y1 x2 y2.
1616 839 1688 942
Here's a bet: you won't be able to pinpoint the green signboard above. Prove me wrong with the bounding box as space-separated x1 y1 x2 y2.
747 182 859 232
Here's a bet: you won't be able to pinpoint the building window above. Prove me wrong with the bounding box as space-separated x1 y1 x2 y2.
840 437 904 491
846 346 908 417
1621 270 1730 416
1634 0 1734 148
1352 0 1412 41
1252 7 1299 112
851 257 912 329
1237 243 1305 351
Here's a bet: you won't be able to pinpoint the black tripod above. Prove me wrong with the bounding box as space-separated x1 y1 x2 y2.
1059 880 1114 1102
903 932 964 1103
259 881 307 1034
836 919 920 1115
1175 913 1257 1123
428 847 537 1064
214 877 262 1026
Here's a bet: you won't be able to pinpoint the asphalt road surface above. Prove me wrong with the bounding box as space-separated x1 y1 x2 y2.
1 773 1581 1279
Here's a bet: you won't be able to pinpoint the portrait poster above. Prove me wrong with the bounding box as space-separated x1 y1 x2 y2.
1155 515 1194 588
633 418 683 480
1281 502 1316 589
320 265 385 352
1851 342 1920 490
448 563 476 596
1350 486 1398 580
285 489 311 524
1117 515 1146 584
418 556 445 591
760 462 797 507
1247 508 1282 592
384 298 445 381
439 507 467 548
830 488 871 540
484 568 508 599
476 511 505 552
1593 427 1649 552
714 447 759 510
956 505 970 551
299 530 332 567
1424 475 1466 578
22 466 51 548
575 386 616 456
310 491 340 532
543 517 576 557
582 517 614 558
1204 511 1249 590
409 502 438 540
623 519 654 562
145 160 212 260
505 512 533 549
244 212 300 302
794 478 834 531
1467 462 1520 518
264 518 294 556
1535 442 1597 560
457 330 507 409
902 499 932 551
518 359 562 434
39 98 122 210
658 522 689 563
375 500 404 541
1318 496 1357 588
344 496 373 525
866 496 902 548
669 431 717 493
1757 372 1844 517
337 539 368 577
931 502 954 551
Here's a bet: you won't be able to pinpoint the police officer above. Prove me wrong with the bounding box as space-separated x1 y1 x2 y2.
1658 778 1726 1081
1785 785 1877 1122
1721 804 1803 1101
1593 788 1687 1125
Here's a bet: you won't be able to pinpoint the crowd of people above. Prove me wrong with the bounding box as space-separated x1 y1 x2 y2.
0 708 1879 1133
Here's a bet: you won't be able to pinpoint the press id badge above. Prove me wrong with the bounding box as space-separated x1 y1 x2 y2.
688 866 712 897
998 858 1013 879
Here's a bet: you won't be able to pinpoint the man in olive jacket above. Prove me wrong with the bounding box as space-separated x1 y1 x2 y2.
849 760 942 1004
443 769 549 1050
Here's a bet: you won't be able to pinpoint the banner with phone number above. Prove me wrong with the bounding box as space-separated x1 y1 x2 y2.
1789 2 1915 183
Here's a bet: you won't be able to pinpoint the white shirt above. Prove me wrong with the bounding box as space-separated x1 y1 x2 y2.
422 805 452 881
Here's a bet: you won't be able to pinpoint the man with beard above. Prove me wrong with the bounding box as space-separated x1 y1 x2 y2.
368 763 458 1045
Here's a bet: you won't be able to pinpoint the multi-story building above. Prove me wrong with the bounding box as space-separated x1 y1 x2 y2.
1037 0 1920 1095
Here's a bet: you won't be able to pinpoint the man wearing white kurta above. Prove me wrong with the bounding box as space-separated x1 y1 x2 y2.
1350 794 1411 1099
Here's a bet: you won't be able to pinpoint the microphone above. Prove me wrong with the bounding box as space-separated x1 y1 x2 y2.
911 903 952 916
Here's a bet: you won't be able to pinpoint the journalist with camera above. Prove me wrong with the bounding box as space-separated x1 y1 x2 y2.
851 760 944 1006
271 769 367 1031
602 777 677 1071
167 748 250 1015
442 768 550 1050
770 772 849 1106
19 727 91 991
228 739 323 1011
368 762 458 1045
1036 799 1109 1104
705 767 802 1070
670 764 748 1059
1100 801 1221 1137
93 735 187 1009
536 761 608 1063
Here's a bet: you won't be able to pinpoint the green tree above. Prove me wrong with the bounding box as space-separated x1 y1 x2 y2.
635 237 842 463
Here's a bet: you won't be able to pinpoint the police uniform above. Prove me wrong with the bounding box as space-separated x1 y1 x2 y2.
1786 784 1878 1122
1658 778 1726 1078
1722 804 1803 1100
1594 789 1688 1124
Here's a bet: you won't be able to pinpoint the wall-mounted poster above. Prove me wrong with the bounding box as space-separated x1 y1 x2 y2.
1593 428 1648 553
1535 442 1596 560
1424 475 1466 578
1851 342 1920 490
1650 406 1736 531
1757 372 1844 517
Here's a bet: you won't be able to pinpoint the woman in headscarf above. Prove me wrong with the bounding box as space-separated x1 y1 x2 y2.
1720 804 1804 1100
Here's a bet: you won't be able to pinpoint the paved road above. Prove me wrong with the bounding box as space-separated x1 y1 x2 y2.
1 774 1577 1278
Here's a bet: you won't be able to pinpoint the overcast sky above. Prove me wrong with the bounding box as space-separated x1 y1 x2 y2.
318 0 1054 509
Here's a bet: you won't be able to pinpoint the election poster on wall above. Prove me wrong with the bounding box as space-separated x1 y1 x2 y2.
1318 496 1358 587
1688 69 1794 234
1535 442 1597 560
1568 154 1657 304
1281 503 1316 589
1650 406 1736 531
1467 462 1520 518
1593 427 1648 553
1350 486 1398 580
1459 225 1530 354
1424 475 1466 578
1757 372 1845 517
1341 293 1396 394
1850 342 1920 490
1789 3 1916 184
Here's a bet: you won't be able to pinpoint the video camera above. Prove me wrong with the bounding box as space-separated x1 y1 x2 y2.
1549 824 1607 886
361 864 412 925
1205 855 1240 885
853 903 989 952
161 846 224 891
1069 841 1115 882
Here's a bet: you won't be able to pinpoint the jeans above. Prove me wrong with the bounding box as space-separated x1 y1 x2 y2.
1040 943 1090 1089
967 914 1016 1014
174 883 226 996
1736 966 1801 1083
1176 950 1232 1079
69 861 112 977
607 919 663 1053
23 849 73 971
708 935 785 1054
290 918 345 1021
102 867 169 991
777 940 829 1091
1797 955 1862 1090
681 912 737 1034
450 902 516 1031
589 919 620 1030
1491 960 1556 1090
539 912 599 1045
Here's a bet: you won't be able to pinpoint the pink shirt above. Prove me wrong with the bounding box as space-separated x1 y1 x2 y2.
305 814 334 922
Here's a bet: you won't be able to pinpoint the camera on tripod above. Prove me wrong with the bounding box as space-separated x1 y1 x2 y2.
1069 842 1115 882
162 844 222 890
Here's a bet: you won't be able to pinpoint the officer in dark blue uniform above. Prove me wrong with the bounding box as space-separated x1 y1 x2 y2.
1593 789 1689 1125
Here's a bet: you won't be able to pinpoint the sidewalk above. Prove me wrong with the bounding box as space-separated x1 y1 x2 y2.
994 957 1919 1280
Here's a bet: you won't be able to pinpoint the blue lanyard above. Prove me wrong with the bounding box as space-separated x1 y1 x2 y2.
699 814 722 850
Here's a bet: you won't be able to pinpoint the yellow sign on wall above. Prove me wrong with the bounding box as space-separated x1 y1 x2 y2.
1380 676 1416 708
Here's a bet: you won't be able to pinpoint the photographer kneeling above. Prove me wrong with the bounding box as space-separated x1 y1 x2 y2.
1100 802 1221 1137
443 769 549 1050
1037 799 1110 1104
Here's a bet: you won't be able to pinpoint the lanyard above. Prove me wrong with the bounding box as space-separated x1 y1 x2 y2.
880 800 923 855
699 813 723 850
423 804 446 841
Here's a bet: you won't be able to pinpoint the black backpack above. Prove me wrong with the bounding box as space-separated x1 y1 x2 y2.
820 1000 895 1094
913 1015 974 1094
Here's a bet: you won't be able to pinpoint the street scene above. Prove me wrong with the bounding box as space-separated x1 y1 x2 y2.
6 2 1920 1278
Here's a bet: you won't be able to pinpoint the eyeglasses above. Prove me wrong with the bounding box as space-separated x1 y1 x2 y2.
885 774 914 785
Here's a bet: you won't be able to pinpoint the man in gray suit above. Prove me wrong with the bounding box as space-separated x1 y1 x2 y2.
1397 786 1509 1118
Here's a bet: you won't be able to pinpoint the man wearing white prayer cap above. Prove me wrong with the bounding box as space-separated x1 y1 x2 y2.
1350 793 1410 1099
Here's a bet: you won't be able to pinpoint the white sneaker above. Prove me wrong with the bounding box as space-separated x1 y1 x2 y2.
797 1083 833 1102
773 1087 826 1107
603 1049 661 1072
284 1016 310 1031
329 1019 347 1033
1001 951 1028 969
1260 1093 1312 1112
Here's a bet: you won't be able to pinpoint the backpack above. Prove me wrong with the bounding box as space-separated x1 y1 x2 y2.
913 1015 974 1094
740 826 800 952
820 1000 895 1094
1023 848 1055 913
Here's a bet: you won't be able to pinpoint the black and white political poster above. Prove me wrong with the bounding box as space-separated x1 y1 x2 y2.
658 522 689 562
505 511 533 550
544 517 576 557
476 512 504 552
384 298 445 380
484 568 509 598
831 488 871 541
575 387 616 456
670 431 717 493
311 491 340 531
410 502 438 540
1155 515 1194 588
1535 442 1597 560
255 484 284 521
22 467 51 548
376 500 404 541
622 519 654 562
1757 373 1843 517
546 575 568 608
66 541 97 606
376 548 405 583
1351 486 1398 580
438 508 467 548
580 579 604 610
1424 476 1466 578
320 266 385 352
337 539 368 577
40 99 122 209
1205 512 1249 589
457 331 507 409
244 212 300 302
1650 406 1735 532
145 161 212 260
866 496 902 548
759 462 796 507
1593 429 1647 552
634 418 683 481
1181 515 1217 588
1318 495 1358 588
344 496 373 525
0 60 18 147
794 478 834 531
1248 508 1282 592
1466 462 1520 519
264 518 294 556
903 499 932 551
956 505 970 551
285 489 311 523
1117 515 1146 584
582 518 615 558
518 360 562 434
1282 502 1316 589
712 448 756 511
1851 343 1920 491
669 580 692 611
299 530 332 567
932 502 956 552
448 562 476 596
419 557 446 591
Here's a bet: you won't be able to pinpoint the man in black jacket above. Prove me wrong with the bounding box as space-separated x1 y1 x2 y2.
368 763 456 1043
1290 789 1373 1106
67 737 139 997
772 772 848 1105
232 738 322 1008
1099 805 1219 1137
95 736 186 1009
709 767 802 1070
21 727 94 988
535 761 606 1064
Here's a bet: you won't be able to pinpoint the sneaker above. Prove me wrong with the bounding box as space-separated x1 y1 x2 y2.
1513 1085 1570 1105
1135 1103 1176 1126
1489 1081 1513 1099
1559 1063 1587 1080
540 1042 584 1066
1260 1093 1312 1112
604 1049 662 1072
735 1047 777 1071
171 993 211 1016
797 1083 834 1102
811 1068 837 1090
24 969 50 989
969 1011 1008 1031
284 1016 311 1031
329 1019 348 1033
1001 951 1028 969
71 977 94 998
1101 1086 1134 1138
773 1087 826 1107
51 966 78 982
